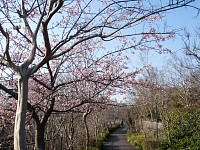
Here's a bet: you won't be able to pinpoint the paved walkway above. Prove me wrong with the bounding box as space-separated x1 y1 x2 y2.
103 126 136 150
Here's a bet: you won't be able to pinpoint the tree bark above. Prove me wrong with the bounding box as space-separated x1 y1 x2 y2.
14 76 29 150
67 113 75 150
32 98 54 150
34 123 45 150
83 111 90 150
166 119 172 145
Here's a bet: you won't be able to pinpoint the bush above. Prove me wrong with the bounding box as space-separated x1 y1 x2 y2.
161 108 200 150
108 124 120 132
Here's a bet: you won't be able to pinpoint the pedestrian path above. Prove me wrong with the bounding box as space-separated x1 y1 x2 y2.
103 126 136 150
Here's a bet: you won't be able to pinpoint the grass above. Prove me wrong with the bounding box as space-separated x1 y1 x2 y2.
127 131 161 150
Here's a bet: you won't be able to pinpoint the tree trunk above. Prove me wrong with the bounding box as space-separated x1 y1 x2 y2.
83 111 90 150
68 113 75 150
35 123 45 150
94 125 98 147
166 119 171 145
155 103 159 139
14 76 28 150
33 97 54 150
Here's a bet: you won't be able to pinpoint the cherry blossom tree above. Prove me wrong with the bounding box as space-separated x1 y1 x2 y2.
0 37 133 149
0 0 197 149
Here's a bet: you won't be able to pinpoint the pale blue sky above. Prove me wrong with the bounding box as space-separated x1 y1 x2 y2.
115 1 200 102
134 1 200 69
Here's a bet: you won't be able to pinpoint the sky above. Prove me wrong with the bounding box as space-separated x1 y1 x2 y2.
115 1 200 102
1 0 199 70
0 0 199 102
132 1 200 69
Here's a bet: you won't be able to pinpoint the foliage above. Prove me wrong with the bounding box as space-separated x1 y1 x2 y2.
107 124 121 133
161 108 200 150
127 130 161 150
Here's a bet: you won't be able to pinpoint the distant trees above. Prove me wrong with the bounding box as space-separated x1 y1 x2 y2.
125 26 200 149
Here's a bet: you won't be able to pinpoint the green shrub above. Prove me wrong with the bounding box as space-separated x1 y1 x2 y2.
108 124 120 132
162 108 200 150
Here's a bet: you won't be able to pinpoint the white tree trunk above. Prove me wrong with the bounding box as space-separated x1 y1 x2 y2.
14 76 28 150
83 113 89 150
